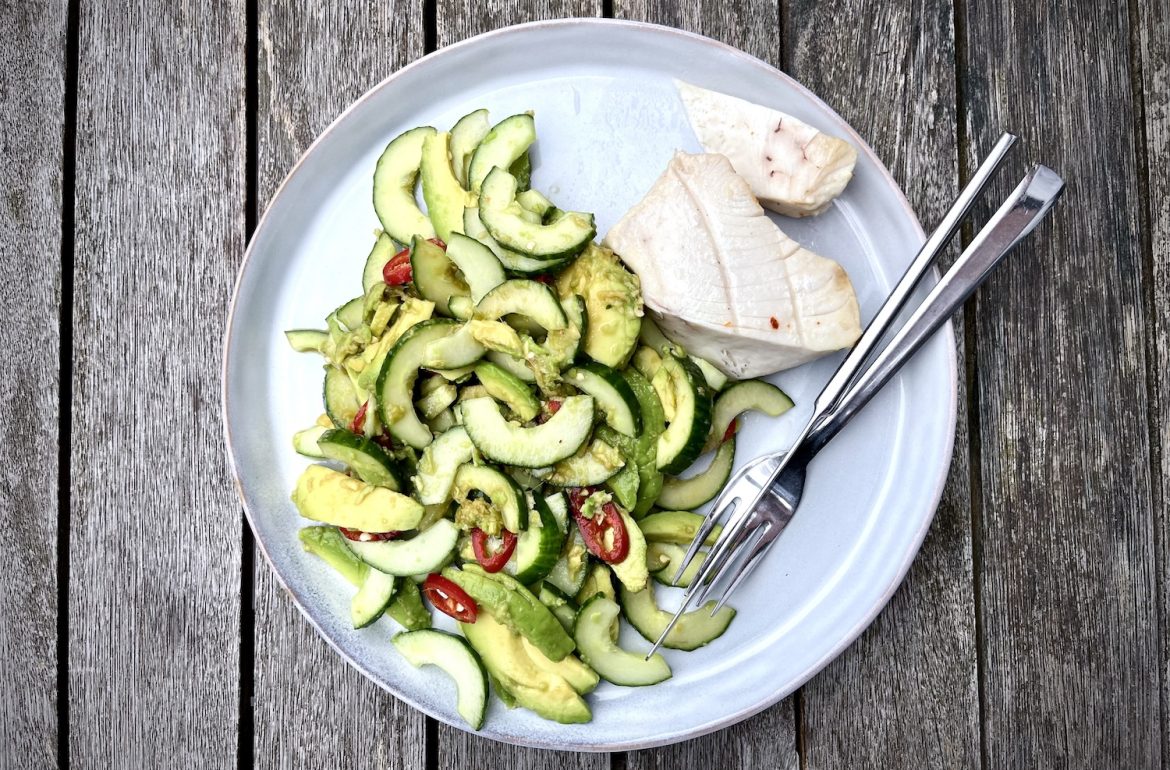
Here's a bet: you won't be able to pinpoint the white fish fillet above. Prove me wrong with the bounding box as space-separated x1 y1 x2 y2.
603 152 860 378
677 80 857 217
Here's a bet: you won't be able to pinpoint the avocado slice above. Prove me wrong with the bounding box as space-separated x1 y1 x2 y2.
292 465 423 532
420 131 475 242
555 244 642 368
608 505 649 592
442 564 574 661
474 361 540 422
460 611 591 724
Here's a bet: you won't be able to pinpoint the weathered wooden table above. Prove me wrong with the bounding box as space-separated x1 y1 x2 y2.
3 0 1164 766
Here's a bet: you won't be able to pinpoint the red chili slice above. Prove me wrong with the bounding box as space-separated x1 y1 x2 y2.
382 247 412 285
427 237 447 250
533 273 554 285
470 528 517 573
338 527 399 542
534 398 562 425
722 418 738 443
350 400 369 434
568 487 630 564
422 573 478 623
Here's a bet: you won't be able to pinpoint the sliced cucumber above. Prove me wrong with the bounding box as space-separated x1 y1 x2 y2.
453 463 528 533
372 125 436 244
318 428 404 489
334 296 366 330
622 369 666 517
460 395 594 467
420 131 474 241
657 437 736 510
474 279 568 331
538 582 579 634
449 109 490 188
428 364 477 382
474 361 540 422
545 528 588 596
351 569 397 629
509 151 533 191
637 511 721 546
412 426 476 505
362 232 400 293
567 362 642 436
410 236 468 317
415 381 458 420
423 322 487 370
546 438 625 487
620 582 735 651
323 366 363 429
428 408 457 434
503 494 565 584
286 329 328 353
655 354 714 475
347 519 459 576
516 189 554 219
393 629 488 729
376 318 460 448
647 542 706 588
480 168 595 261
462 206 574 274
486 351 535 383
292 425 330 458
467 113 536 193
573 596 670 686
691 355 730 392
704 379 795 452
543 492 569 532
446 233 506 302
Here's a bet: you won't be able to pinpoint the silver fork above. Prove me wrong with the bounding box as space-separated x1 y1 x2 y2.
646 144 1065 658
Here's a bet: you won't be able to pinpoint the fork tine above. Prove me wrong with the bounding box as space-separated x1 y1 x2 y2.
688 507 760 605
670 495 737 585
707 524 775 615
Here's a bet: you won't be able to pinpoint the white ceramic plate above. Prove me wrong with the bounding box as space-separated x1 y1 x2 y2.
223 19 956 751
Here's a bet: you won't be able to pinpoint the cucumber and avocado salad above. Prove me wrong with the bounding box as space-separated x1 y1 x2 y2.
282 102 801 730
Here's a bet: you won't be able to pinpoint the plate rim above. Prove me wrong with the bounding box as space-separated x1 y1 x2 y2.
222 17 958 752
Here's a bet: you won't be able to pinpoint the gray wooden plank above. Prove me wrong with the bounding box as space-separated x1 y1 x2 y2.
251 2 427 769
432 2 606 765
67 1 245 767
964 0 1161 766
0 2 66 768
785 1 980 767
1137 0 1169 762
613 1 796 764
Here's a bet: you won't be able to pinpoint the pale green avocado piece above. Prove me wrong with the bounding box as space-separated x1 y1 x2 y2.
442 564 575 661
474 361 540 422
292 465 424 532
299 526 369 586
460 611 591 723
420 131 475 242
467 319 524 358
356 297 436 392
385 579 432 630
518 635 599 695
555 244 642 368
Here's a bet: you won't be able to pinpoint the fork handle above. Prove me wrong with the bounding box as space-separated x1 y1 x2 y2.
803 164 1065 456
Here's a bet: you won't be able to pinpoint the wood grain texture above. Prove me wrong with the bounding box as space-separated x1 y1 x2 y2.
612 1 796 764
0 1 66 767
964 0 1161 766
785 1 979 767
1137 0 1169 761
432 1 605 765
68 1 245 767
252 2 427 769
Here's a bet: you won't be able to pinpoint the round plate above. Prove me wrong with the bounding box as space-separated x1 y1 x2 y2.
223 19 956 751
